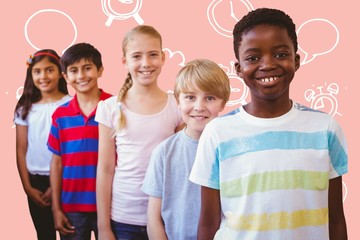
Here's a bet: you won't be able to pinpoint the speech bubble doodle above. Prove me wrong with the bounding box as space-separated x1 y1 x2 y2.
342 180 348 202
207 0 254 38
101 0 144 26
297 18 339 65
24 9 78 54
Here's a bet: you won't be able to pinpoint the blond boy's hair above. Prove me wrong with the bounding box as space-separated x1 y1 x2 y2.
174 59 230 106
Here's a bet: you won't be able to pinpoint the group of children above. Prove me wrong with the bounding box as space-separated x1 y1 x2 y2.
14 8 348 240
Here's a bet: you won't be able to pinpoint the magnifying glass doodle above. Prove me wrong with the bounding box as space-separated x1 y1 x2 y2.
101 0 144 26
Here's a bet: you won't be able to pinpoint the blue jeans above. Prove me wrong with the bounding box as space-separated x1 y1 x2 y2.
60 212 98 240
111 220 148 240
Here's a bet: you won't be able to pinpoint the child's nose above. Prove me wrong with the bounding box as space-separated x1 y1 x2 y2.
260 56 276 70
194 99 205 111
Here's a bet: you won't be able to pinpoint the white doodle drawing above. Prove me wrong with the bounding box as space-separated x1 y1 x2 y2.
219 61 249 106
101 0 144 26
297 18 339 65
207 0 254 38
304 82 342 117
162 48 186 94
162 48 186 67
24 9 78 54
342 181 348 203
16 86 24 101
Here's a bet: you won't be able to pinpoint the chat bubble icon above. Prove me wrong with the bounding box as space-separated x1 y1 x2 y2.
24 9 77 54
297 18 339 65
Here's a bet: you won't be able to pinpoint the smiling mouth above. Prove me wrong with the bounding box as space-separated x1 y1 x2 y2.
140 71 153 75
259 76 279 83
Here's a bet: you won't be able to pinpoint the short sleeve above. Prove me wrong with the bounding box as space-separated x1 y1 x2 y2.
328 117 348 179
95 96 118 129
141 143 165 198
47 111 61 155
189 122 220 190
13 108 28 126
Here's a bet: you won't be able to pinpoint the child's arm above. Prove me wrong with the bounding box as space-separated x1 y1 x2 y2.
16 125 50 207
96 123 116 240
147 196 168 240
50 154 75 235
197 186 221 240
329 176 347 240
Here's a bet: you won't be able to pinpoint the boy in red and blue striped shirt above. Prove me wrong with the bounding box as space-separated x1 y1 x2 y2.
48 43 111 240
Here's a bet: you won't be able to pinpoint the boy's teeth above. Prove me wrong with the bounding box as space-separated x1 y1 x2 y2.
261 77 277 82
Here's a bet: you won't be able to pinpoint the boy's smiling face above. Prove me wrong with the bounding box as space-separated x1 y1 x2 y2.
63 58 103 94
178 85 225 140
236 24 300 103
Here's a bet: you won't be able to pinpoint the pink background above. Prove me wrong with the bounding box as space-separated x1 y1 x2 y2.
1 0 358 238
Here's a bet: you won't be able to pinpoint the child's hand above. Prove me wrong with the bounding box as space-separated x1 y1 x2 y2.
53 210 76 236
41 187 52 205
25 187 51 208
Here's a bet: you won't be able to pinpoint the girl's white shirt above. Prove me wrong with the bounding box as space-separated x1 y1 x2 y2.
95 93 182 225
14 95 72 175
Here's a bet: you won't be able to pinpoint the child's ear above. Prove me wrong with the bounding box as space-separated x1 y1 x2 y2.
161 51 166 65
122 56 127 67
62 72 70 83
295 54 301 71
98 66 104 77
235 62 243 78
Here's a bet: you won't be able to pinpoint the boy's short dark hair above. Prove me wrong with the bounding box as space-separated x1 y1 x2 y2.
233 8 298 60
61 42 103 73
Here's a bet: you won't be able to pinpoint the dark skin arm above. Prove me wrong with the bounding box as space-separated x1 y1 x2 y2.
329 176 347 240
197 186 221 240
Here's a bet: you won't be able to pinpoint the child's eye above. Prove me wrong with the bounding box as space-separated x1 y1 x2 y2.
32 69 40 75
206 96 216 101
185 95 195 101
245 56 259 62
275 52 288 58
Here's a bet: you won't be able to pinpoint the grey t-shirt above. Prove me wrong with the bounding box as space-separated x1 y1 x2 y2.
142 129 200 240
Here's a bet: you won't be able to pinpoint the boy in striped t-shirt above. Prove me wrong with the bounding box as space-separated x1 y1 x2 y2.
190 8 348 240
48 43 111 239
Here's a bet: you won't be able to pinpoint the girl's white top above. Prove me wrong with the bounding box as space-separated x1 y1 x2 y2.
14 95 72 175
95 93 182 225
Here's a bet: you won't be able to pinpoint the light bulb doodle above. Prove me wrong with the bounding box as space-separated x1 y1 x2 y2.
207 0 254 38
304 82 342 117
101 0 144 26
297 18 339 65
24 9 77 54
219 61 249 106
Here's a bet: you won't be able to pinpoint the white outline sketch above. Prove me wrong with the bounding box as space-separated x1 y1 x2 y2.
24 9 78 54
297 18 339 65
304 82 342 117
101 0 144 26
342 181 348 203
162 48 186 67
219 61 249 106
162 48 186 94
207 0 254 38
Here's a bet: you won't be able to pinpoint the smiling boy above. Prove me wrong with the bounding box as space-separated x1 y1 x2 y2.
48 43 112 240
190 8 348 240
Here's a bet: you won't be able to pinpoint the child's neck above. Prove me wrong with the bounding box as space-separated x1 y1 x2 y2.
38 90 65 104
245 98 293 118
76 88 101 117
